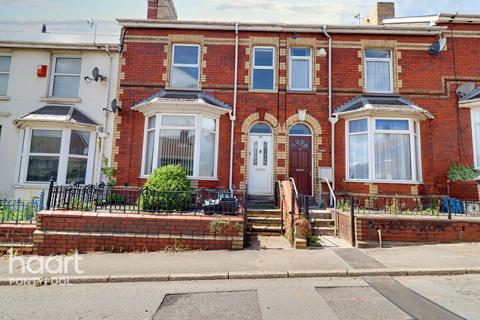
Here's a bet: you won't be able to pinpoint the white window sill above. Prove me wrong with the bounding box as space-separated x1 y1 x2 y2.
287 89 314 94
41 97 82 104
13 184 50 189
0 96 11 101
345 179 423 185
250 89 277 93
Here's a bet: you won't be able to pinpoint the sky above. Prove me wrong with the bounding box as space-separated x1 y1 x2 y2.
0 0 479 42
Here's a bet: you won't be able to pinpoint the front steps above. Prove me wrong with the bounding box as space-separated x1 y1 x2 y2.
247 209 282 236
310 209 336 237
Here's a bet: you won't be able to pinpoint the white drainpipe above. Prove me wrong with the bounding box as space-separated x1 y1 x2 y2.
229 22 239 191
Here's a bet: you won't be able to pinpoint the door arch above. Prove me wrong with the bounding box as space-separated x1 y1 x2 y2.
248 123 274 195
288 123 313 196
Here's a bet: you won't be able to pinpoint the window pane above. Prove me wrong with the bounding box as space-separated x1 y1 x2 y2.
289 124 311 135
202 117 216 131
161 115 195 127
291 48 310 57
144 130 155 175
52 75 80 97
375 133 412 181
291 59 310 90
66 158 88 184
27 156 59 182
349 119 368 133
263 141 268 166
173 46 199 65
148 116 156 129
158 129 195 176
199 131 215 177
55 58 81 74
0 56 11 72
376 119 409 131
475 123 480 167
30 130 62 153
254 48 274 67
171 66 199 88
250 123 272 134
366 61 391 92
253 141 258 166
349 134 369 179
69 131 90 156
365 50 390 59
0 74 8 96
253 69 274 90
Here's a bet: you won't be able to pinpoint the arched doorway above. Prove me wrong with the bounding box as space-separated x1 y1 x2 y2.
248 123 273 195
289 123 312 196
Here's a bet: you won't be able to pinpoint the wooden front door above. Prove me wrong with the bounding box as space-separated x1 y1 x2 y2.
289 136 312 195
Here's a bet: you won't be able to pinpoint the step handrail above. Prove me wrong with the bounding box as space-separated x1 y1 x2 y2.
322 177 337 236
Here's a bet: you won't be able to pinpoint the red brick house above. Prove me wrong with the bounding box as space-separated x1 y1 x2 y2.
112 0 480 202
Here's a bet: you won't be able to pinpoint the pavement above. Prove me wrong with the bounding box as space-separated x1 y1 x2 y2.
0 237 479 284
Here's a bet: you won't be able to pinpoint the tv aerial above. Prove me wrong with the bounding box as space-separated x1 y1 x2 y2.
429 38 447 55
84 67 105 83
456 82 475 99
104 99 122 114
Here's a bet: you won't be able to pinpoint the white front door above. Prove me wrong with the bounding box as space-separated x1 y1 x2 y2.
248 135 273 195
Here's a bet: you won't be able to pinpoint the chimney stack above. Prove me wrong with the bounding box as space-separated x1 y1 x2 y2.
365 2 395 25
147 0 178 20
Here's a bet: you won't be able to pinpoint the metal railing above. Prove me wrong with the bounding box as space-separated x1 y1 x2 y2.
1 191 45 224
46 181 245 216
322 178 337 235
337 193 480 218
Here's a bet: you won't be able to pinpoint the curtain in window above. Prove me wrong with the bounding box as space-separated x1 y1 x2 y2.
158 129 195 176
143 130 155 175
374 133 412 180
366 61 390 92
199 131 215 177
291 59 309 89
349 134 369 179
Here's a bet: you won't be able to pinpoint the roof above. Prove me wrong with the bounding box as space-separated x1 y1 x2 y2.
134 90 231 111
384 13 480 25
461 88 480 102
16 105 100 127
334 95 434 120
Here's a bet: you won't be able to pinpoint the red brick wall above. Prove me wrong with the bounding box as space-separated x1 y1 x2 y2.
448 181 480 201
0 224 35 244
34 211 244 255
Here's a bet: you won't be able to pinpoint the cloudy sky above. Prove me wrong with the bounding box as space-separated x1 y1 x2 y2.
0 0 479 42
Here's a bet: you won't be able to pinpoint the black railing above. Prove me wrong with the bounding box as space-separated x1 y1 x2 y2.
46 181 245 216
337 193 480 218
298 194 311 222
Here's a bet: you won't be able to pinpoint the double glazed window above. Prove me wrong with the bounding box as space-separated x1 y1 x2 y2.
252 47 275 91
22 128 94 184
471 109 480 169
51 57 82 98
347 118 421 182
364 50 392 93
0 56 11 96
171 44 200 89
289 48 312 91
142 114 218 178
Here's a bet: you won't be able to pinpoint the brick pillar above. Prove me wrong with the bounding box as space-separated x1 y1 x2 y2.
365 2 395 25
147 0 178 20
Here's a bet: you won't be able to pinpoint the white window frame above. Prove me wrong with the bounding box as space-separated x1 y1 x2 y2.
252 46 276 91
140 114 219 180
17 127 96 185
289 48 312 91
49 55 82 98
364 49 393 94
346 117 422 183
0 55 12 96
471 108 480 169
170 44 201 89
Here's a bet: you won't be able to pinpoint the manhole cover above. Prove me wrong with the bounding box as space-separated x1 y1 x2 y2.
153 290 261 320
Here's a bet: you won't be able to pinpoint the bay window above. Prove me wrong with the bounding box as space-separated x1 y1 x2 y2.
364 49 392 93
471 108 480 169
347 118 421 182
171 44 200 89
289 48 312 91
51 57 82 98
252 47 275 91
142 114 218 179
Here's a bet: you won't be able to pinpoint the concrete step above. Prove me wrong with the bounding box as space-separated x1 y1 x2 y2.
247 217 282 226
247 209 282 218
310 218 335 227
310 209 333 219
311 227 335 236
0 243 33 254
248 225 282 236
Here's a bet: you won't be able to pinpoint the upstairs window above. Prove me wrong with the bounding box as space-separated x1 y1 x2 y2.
171 44 200 89
252 47 275 91
289 48 312 91
51 57 82 98
0 56 12 96
364 49 392 93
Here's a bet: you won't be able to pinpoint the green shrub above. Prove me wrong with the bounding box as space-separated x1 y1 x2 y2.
448 163 479 181
142 165 191 212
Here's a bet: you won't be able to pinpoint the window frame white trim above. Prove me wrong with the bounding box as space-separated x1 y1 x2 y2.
288 48 313 91
17 126 96 186
364 49 394 94
49 55 82 98
170 44 201 90
346 117 422 183
471 107 480 169
0 54 12 97
252 46 276 92
140 113 219 180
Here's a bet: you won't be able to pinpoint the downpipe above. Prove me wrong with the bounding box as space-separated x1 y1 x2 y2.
229 22 239 191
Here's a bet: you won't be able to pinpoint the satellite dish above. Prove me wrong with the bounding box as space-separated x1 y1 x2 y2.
92 67 105 82
429 38 447 55
111 99 121 113
456 82 475 99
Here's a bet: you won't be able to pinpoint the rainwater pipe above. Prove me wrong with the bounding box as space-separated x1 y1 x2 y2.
322 25 337 204
229 22 239 191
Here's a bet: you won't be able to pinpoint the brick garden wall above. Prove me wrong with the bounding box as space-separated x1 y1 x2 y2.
0 224 35 244
33 211 244 255
336 211 353 244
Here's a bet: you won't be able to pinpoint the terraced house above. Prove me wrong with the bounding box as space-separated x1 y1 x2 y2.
113 0 480 204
